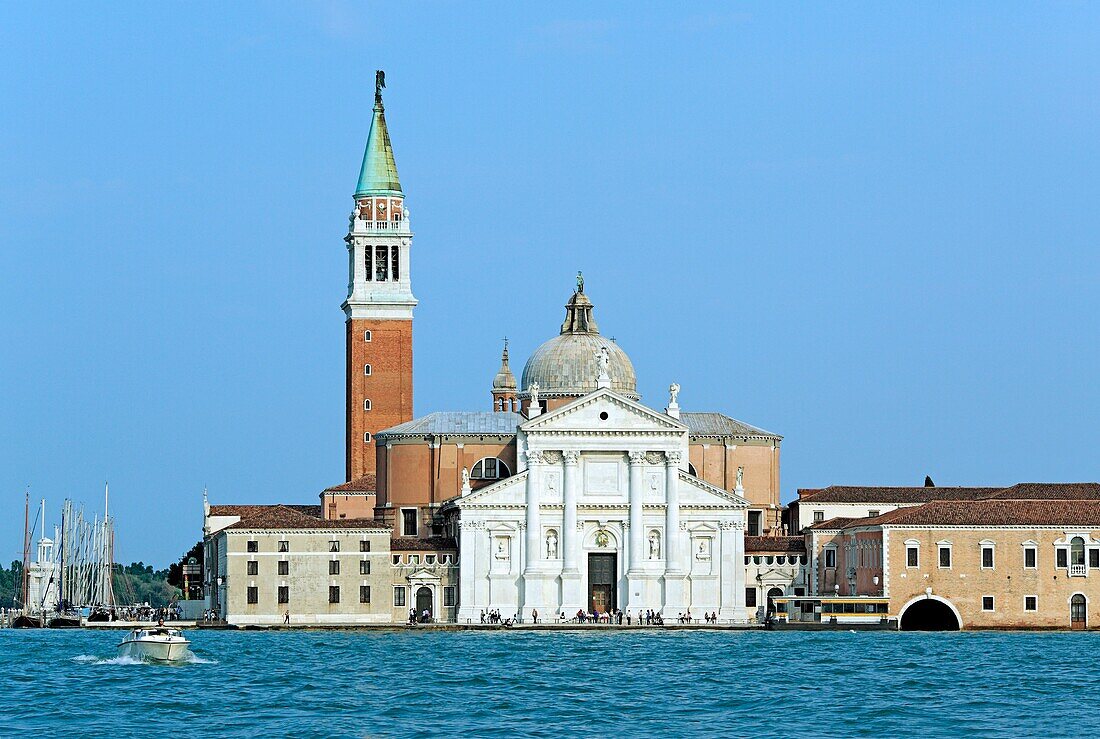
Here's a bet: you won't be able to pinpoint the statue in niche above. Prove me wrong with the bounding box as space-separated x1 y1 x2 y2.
495 538 509 559
669 382 680 406
696 539 711 559
546 530 558 559
648 530 661 560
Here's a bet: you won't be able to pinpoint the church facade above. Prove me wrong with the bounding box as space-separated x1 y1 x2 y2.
203 75 784 625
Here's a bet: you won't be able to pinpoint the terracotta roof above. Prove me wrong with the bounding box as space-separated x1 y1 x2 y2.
212 504 389 531
323 474 377 493
808 517 861 530
745 536 805 553
849 499 1100 528
796 486 1000 504
390 537 457 551
986 483 1100 500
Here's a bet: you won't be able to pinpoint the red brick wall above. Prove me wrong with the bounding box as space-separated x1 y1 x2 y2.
346 318 413 481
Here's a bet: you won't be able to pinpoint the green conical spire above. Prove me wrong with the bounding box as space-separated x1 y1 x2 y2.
354 71 402 198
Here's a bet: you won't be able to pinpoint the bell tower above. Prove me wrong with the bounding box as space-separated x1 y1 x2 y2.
343 70 416 482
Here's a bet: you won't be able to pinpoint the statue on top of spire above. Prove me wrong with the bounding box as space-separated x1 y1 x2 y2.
375 70 386 102
576 271 584 294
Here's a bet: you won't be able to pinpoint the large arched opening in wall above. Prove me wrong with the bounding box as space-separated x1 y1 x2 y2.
899 596 962 631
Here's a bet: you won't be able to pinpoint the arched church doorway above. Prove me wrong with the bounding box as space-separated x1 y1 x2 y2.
766 587 783 615
1071 594 1087 630
416 586 433 622
900 597 961 631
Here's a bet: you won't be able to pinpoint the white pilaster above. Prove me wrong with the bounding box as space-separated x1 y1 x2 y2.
561 450 582 613
663 451 687 614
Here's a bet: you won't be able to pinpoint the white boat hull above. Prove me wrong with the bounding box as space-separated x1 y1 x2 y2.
118 638 191 662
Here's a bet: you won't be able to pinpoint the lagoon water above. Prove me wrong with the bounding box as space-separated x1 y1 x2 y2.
2 628 1097 737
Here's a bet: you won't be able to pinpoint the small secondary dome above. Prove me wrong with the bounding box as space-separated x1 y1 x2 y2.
520 277 639 400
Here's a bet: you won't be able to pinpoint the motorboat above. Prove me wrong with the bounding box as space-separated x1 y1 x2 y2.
117 627 191 662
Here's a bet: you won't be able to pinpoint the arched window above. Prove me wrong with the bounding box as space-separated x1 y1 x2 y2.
687 463 698 476
1071 537 1086 566
364 364 372 376
470 457 511 481
363 399 372 411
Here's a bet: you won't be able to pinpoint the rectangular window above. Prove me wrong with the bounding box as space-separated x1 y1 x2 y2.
824 549 836 568
1057 549 1068 568
906 546 919 568
981 546 995 569
982 596 995 612
1024 595 1037 612
329 560 340 575
278 586 289 604
359 560 370 575
247 560 258 576
394 586 406 607
443 586 456 607
360 585 371 604
329 586 340 604
1024 547 1036 569
939 546 951 568
868 510 880 518
391 246 400 281
1091 549 1100 569
247 540 258 553
745 588 757 608
813 511 824 523
278 540 289 553
365 248 373 281
247 586 258 604
278 560 289 576
748 511 762 536
329 540 340 552
360 540 371 552
402 508 418 537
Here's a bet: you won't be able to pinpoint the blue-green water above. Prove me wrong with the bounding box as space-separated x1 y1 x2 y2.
2 629 1098 737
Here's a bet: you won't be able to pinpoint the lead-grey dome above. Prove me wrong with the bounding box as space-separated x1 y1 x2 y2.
520 284 639 400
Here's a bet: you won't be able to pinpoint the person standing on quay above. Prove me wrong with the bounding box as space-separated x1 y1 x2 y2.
532 608 539 624
283 610 290 625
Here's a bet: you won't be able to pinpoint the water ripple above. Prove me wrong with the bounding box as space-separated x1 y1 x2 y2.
3 629 1100 736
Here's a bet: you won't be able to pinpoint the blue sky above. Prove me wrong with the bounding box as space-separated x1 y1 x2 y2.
2 4 1099 566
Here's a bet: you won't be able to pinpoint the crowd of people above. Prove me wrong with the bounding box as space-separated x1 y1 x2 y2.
479 609 515 626
408 608 434 624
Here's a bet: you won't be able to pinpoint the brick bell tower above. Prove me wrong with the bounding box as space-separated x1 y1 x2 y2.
342 70 416 482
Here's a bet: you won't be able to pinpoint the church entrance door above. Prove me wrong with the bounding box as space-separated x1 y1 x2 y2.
416 586 433 621
588 553 617 615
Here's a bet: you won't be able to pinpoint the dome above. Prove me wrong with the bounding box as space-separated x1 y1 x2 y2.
520 280 639 400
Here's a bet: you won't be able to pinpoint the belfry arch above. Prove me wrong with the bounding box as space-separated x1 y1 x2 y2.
899 595 962 631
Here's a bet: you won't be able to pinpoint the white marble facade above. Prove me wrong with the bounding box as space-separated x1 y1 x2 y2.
451 388 749 622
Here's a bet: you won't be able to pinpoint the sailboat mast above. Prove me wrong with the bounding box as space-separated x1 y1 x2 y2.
21 491 29 612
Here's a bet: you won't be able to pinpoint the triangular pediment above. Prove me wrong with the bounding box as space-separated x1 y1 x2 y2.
678 470 749 508
449 471 528 507
521 388 688 434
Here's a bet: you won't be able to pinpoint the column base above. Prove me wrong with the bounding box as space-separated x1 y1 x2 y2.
662 571 687 614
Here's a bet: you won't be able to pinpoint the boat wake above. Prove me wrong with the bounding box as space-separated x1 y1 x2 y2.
71 652 217 666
